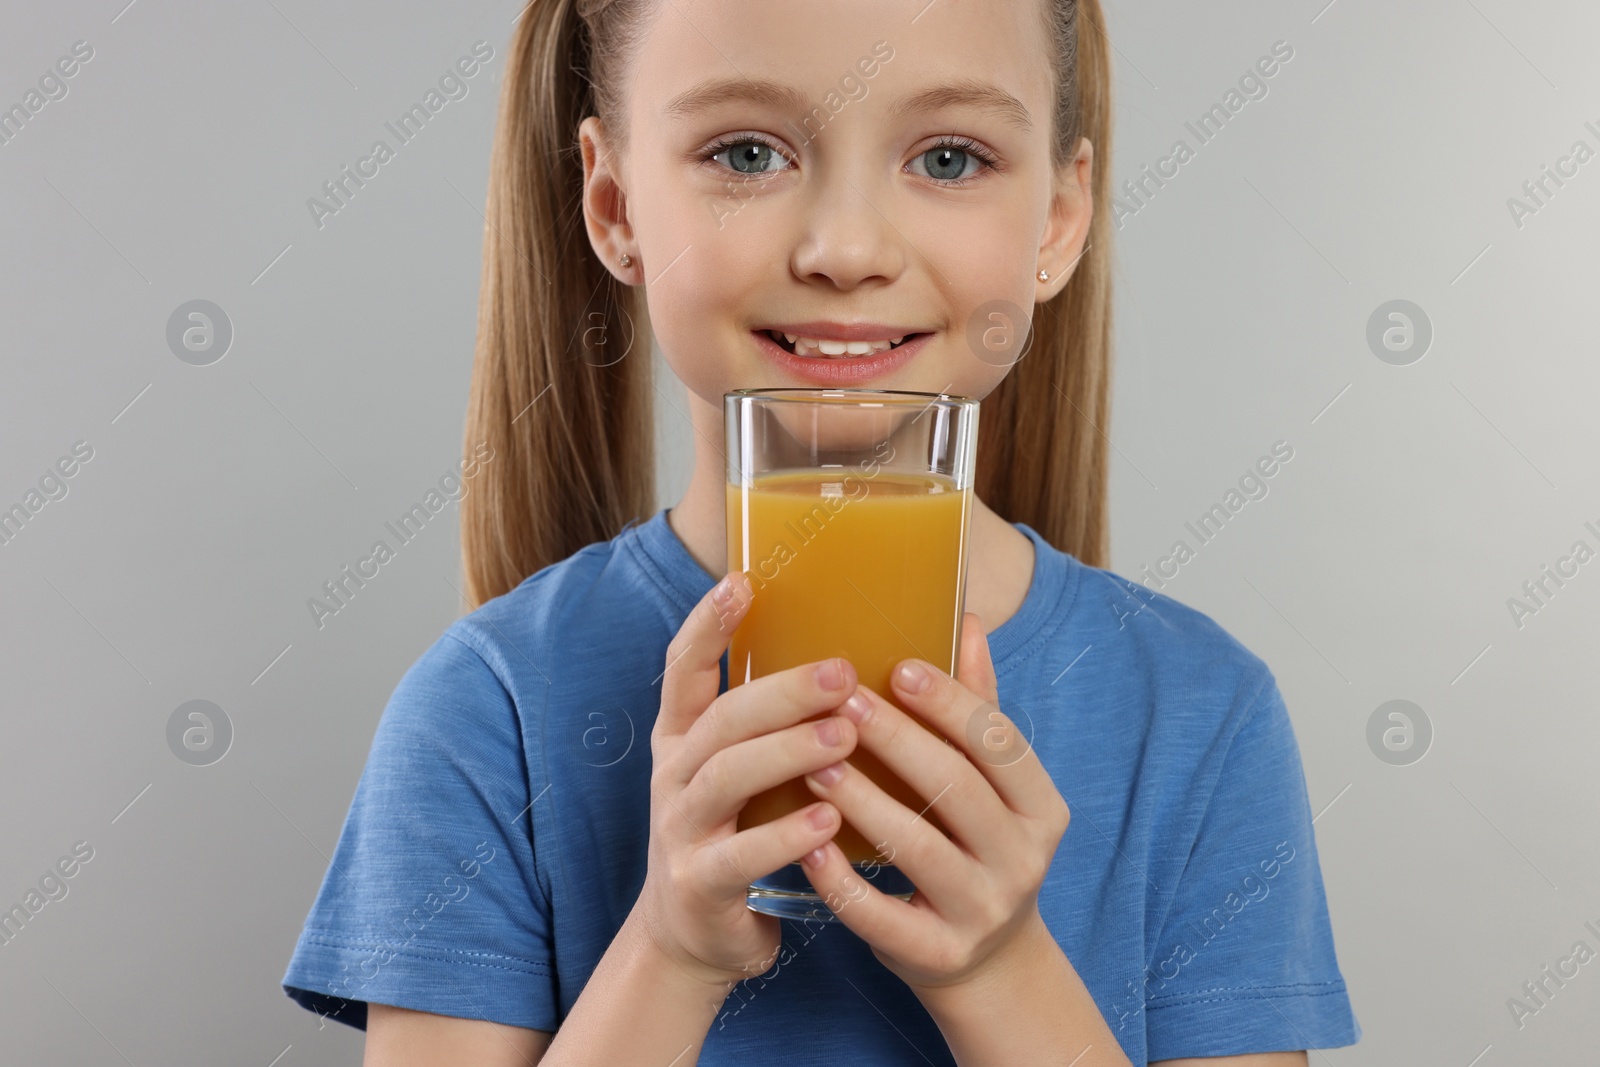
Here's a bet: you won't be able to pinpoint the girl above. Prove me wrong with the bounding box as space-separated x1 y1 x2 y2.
283 0 1361 1063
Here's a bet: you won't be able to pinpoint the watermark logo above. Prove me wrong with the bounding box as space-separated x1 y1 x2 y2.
1506 521 1599 630
0 40 94 149
1366 699 1431 766
0 440 94 549
314 841 498 1026
1111 839 1298 1030
578 301 635 368
167 300 233 366
738 438 896 594
1507 920 1600 1030
1113 39 1295 229
963 698 1036 767
307 42 496 230
581 707 636 768
710 41 895 230
0 841 94 948
307 443 494 630
965 298 1034 369
716 841 891 1032
1135 441 1295 592
1506 121 1600 230
167 700 233 766
1366 299 1431 366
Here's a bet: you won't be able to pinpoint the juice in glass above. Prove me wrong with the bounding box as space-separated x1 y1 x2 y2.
727 467 971 863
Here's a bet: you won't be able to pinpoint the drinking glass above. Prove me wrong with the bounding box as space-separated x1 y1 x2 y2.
724 387 980 920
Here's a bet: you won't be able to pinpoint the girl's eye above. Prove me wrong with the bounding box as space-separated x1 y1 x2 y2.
705 137 792 177
701 134 998 184
908 138 999 186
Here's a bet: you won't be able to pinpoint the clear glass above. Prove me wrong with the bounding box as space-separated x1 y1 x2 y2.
723 387 980 921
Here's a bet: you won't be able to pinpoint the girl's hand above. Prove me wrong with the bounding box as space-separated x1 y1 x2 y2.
798 611 1071 992
635 571 862 989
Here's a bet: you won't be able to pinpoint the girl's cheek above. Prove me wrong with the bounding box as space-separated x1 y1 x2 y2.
645 272 746 388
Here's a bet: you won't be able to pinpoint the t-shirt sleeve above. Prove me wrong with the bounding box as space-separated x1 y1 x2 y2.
1142 673 1361 1060
280 628 558 1033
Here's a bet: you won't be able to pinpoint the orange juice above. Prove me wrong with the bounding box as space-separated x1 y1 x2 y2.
727 468 971 863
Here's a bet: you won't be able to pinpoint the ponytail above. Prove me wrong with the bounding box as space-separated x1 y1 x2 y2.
975 0 1114 568
461 0 655 607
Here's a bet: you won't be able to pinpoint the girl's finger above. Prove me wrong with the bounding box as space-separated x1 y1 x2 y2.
890 644 1056 822
673 656 858 788
679 714 857 828
694 800 842 899
956 611 1001 706
838 684 1017 862
798 838 936 950
657 572 751 740
802 757 977 909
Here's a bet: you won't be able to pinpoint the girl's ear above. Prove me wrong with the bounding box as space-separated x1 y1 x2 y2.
579 115 637 284
1036 137 1094 300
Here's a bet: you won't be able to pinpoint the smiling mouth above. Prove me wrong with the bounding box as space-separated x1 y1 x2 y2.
763 330 927 358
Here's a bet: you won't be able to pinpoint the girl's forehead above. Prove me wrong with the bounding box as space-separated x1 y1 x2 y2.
661 76 1037 136
626 0 1055 115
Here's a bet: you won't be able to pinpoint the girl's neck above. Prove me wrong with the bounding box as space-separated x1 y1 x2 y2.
665 398 1037 635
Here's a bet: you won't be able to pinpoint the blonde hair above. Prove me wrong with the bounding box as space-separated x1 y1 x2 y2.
461 0 1114 608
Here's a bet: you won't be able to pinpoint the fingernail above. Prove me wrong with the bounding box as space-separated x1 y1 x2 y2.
808 761 844 787
802 844 828 869
806 803 835 830
841 689 873 725
712 573 736 607
816 658 845 690
895 661 931 694
815 717 842 747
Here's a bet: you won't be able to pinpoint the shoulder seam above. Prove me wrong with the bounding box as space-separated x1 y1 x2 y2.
1228 665 1281 750
433 629 558 921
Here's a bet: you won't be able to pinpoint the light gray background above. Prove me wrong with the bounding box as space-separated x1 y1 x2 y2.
2 0 1595 1064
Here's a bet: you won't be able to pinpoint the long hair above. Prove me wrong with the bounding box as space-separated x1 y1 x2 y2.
461 0 1114 608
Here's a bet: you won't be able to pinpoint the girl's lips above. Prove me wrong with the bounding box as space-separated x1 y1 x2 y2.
751 329 932 385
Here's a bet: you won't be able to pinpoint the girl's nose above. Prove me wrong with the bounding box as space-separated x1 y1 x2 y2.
788 176 908 291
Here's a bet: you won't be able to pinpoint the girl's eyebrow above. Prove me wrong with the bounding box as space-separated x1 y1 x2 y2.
662 76 1032 132
888 79 1032 132
664 77 809 119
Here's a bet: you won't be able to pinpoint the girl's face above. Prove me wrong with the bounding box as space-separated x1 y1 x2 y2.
581 0 1092 407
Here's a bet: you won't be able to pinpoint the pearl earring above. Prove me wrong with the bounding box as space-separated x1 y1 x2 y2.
619 253 633 268
1038 268 1050 282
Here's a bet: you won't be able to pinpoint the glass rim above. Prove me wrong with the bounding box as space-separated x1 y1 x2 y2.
724 386 977 407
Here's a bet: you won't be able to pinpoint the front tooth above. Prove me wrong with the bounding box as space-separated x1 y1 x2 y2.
844 341 873 355
818 339 848 355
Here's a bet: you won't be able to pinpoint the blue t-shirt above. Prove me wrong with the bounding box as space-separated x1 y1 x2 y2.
282 507 1360 1064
